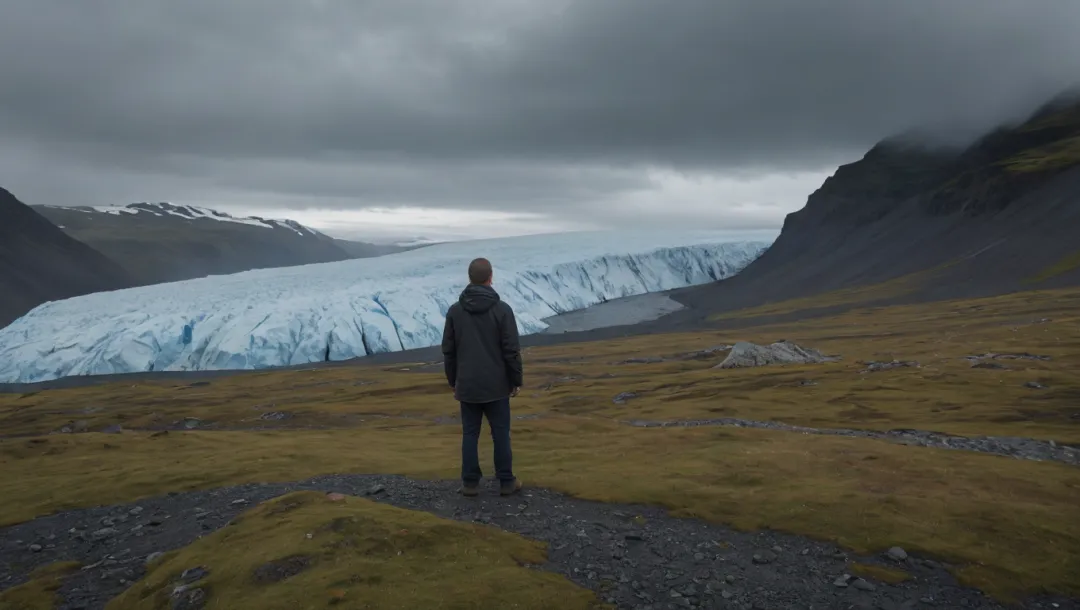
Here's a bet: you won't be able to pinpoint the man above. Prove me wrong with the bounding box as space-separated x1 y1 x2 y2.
441 257 524 497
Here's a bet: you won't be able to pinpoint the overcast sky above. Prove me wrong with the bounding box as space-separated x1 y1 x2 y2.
2 1 1078 243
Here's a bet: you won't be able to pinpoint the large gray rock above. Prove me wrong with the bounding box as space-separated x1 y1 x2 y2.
714 341 833 369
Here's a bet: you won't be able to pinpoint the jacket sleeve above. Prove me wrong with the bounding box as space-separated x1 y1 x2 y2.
441 311 457 387
499 305 524 387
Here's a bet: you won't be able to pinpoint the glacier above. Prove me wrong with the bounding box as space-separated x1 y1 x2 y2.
0 230 772 383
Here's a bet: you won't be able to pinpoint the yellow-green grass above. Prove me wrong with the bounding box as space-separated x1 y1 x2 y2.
107 491 602 610
2 286 1080 602
0 561 81 610
3 422 1080 602
998 135 1080 174
5 287 1078 442
1029 249 1080 284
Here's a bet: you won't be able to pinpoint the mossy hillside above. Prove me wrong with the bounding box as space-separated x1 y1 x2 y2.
3 422 1080 601
107 491 603 610
0 561 81 610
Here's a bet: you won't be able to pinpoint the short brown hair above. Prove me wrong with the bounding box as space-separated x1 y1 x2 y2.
468 257 493 284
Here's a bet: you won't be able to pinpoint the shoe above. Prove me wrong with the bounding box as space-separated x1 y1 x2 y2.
499 478 523 496
460 482 479 497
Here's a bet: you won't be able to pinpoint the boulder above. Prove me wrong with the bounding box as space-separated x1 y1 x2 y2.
714 341 833 369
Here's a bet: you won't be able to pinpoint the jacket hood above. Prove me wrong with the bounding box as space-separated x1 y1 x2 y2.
459 283 500 314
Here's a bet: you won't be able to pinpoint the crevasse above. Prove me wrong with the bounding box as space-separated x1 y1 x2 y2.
0 231 771 383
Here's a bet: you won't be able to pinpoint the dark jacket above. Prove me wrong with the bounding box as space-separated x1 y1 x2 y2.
441 284 523 403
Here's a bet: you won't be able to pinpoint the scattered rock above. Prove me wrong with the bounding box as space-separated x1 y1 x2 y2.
971 361 1009 370
326 492 347 502
73 420 90 433
715 340 834 369
146 552 164 566
625 417 1080 466
678 345 732 360
28 543 42 552
860 360 919 373
886 546 908 561
965 352 1051 363
612 391 639 404
259 411 291 421
252 554 312 583
2 474 1076 610
1024 381 1048 390
179 418 202 430
129 506 144 515
751 551 775 564
852 578 876 591
91 527 119 541
171 586 207 610
180 566 210 583
366 485 386 496
150 430 169 438
230 499 248 506
101 424 123 434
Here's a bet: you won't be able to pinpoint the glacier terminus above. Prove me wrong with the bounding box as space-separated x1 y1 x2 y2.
0 231 772 383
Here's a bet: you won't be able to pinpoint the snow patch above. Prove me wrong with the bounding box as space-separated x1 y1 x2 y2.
86 203 322 235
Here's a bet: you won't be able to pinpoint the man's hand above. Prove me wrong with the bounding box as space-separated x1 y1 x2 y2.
510 386 520 398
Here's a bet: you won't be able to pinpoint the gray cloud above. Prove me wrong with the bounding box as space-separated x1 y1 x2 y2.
2 0 1078 235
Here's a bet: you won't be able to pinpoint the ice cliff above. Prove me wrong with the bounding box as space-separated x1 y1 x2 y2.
0 231 771 383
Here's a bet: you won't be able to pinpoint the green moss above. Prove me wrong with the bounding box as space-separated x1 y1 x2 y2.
107 491 603 610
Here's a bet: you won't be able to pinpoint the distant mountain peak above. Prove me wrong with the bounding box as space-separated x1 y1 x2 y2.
54 202 326 237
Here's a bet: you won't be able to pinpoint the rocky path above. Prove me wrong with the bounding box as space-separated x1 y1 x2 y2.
622 418 1080 467
1 475 1077 610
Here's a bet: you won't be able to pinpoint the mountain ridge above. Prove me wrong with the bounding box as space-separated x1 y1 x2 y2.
34 202 414 286
0 188 132 329
674 94 1080 314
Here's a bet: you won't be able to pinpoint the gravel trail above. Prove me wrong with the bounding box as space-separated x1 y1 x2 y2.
621 418 1080 466
2 475 1077 610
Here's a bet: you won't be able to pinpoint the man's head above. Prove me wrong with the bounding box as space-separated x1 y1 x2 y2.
468 257 493 285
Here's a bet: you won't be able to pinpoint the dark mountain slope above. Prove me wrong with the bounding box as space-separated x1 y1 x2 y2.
0 188 132 328
677 95 1080 314
34 203 410 285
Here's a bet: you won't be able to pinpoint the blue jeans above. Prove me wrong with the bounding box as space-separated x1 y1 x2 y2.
460 397 514 484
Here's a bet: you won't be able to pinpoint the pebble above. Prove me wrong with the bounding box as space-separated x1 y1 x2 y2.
180 566 210 583
91 527 119 540
853 578 876 591
887 547 908 561
29 543 42 552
